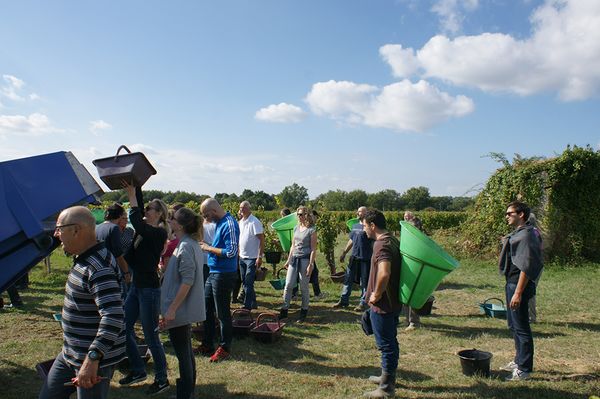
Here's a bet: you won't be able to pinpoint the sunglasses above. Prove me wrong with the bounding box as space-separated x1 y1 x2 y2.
297 213 305 216
145 205 160 212
505 211 518 216
55 223 78 233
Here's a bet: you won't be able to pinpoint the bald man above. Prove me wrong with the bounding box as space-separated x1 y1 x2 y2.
334 206 373 311
40 206 125 399
199 198 240 362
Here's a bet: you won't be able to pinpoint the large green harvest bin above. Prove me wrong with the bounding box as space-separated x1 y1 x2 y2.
346 217 359 231
271 213 298 252
399 221 459 308
92 209 105 225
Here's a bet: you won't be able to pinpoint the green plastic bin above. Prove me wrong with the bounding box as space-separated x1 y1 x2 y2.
92 209 105 225
271 213 298 252
346 217 359 231
399 221 459 308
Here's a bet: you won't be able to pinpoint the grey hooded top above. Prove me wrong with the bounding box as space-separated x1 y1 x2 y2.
161 234 206 328
498 223 543 282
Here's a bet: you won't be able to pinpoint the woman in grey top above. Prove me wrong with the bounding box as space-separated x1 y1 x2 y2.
160 207 206 399
279 206 318 322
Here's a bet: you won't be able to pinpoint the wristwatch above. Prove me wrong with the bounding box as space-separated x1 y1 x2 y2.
87 349 103 361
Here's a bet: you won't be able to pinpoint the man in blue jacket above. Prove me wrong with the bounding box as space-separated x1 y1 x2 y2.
199 198 240 362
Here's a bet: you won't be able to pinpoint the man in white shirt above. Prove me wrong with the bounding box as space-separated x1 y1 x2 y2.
238 201 264 310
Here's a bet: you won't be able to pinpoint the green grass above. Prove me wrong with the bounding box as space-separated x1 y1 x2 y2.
1 234 599 398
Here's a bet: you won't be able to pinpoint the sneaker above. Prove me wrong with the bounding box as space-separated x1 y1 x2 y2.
313 292 327 300
146 380 170 395
119 372 147 386
209 346 230 363
505 369 531 381
332 301 348 308
500 361 518 371
404 323 419 331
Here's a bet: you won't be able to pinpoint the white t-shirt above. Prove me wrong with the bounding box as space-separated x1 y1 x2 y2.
202 222 216 265
239 214 264 259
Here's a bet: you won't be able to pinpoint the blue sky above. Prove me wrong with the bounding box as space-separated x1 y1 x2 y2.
1 0 599 198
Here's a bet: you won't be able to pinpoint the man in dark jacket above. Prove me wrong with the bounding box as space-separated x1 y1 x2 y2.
498 201 543 381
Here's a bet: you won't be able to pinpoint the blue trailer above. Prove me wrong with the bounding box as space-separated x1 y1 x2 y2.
0 151 103 292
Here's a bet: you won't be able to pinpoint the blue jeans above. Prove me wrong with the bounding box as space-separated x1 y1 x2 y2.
203 272 236 351
124 286 167 383
370 309 400 374
39 352 114 399
340 257 370 306
169 324 195 399
239 258 257 309
506 281 536 372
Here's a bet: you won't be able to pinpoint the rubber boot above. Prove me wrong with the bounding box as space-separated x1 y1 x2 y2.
368 369 383 385
298 308 308 322
279 308 288 320
363 372 395 398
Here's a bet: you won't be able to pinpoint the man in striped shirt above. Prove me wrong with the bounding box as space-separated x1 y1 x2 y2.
39 206 125 399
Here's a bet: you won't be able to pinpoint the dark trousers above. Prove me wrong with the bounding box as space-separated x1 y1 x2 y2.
370 309 400 374
39 352 114 399
505 281 536 372
169 325 195 399
203 272 236 351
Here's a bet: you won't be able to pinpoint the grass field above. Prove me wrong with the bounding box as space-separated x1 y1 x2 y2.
1 233 599 399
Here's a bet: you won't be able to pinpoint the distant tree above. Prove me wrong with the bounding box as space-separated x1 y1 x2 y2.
429 196 453 211
316 190 348 210
238 189 277 210
214 192 239 205
367 189 402 211
447 196 475 211
402 186 431 210
346 189 368 210
278 183 309 209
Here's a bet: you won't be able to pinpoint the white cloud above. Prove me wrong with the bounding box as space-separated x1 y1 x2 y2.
383 0 600 101
29 93 41 101
1 74 26 102
254 102 307 123
380 44 420 79
0 113 64 136
89 119 113 135
305 79 474 132
431 0 479 35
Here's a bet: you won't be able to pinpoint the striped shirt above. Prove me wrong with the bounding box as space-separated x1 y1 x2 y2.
61 242 126 368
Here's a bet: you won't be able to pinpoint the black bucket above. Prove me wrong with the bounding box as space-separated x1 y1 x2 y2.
457 349 492 377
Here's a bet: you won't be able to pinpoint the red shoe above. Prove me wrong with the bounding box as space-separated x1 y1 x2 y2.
209 346 230 363
193 344 213 357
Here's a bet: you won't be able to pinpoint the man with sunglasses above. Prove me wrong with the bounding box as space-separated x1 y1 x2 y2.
498 201 543 381
40 206 125 399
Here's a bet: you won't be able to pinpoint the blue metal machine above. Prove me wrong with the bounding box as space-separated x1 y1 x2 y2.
0 151 103 292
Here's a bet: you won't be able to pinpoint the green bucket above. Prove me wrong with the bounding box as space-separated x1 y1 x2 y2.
92 209 105 225
271 213 298 252
346 217 359 231
399 221 459 308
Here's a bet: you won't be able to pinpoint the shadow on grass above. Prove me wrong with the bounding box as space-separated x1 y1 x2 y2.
543 321 600 332
427 322 566 339
437 282 497 291
411 380 592 399
233 332 432 382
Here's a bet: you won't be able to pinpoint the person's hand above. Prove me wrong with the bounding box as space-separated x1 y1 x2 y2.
368 292 381 306
77 357 100 389
200 243 210 252
339 253 346 263
121 180 136 197
124 273 132 284
510 292 522 310
164 306 176 323
256 257 263 267
306 264 313 278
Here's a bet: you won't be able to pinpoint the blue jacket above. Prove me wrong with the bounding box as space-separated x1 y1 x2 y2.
208 212 240 273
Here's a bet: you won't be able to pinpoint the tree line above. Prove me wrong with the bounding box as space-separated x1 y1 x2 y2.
100 183 473 212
